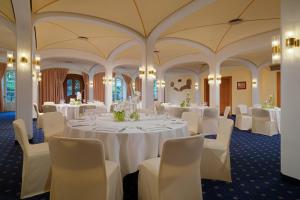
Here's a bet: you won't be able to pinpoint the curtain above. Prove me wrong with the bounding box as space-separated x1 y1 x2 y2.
0 63 7 112
122 74 132 98
82 73 89 102
38 68 68 109
93 72 105 102
135 77 142 93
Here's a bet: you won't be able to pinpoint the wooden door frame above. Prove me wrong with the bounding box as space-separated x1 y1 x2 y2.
220 76 232 115
63 74 84 103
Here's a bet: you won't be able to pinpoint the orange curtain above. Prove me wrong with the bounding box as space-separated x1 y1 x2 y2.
0 63 7 112
82 73 89 102
122 74 132 98
38 68 69 109
93 72 105 102
135 77 142 93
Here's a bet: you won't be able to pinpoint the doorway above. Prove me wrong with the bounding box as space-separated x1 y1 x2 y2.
204 76 232 115
63 74 84 103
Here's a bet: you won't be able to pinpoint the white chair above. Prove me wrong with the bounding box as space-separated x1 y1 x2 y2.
252 108 278 136
41 112 65 142
33 103 44 129
138 136 204 200
43 104 57 113
79 105 96 115
235 106 252 130
182 112 199 135
219 106 231 120
44 101 55 105
166 107 190 118
154 101 166 115
200 108 219 135
201 118 234 182
48 137 123 200
13 119 51 199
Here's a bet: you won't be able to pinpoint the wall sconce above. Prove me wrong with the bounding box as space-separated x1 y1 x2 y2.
103 76 114 85
157 80 165 88
38 72 42 82
20 56 28 65
252 79 257 88
195 82 199 90
132 81 135 91
208 74 214 85
272 35 281 64
148 68 156 79
7 51 15 68
216 74 222 85
139 67 146 79
89 81 93 87
33 55 41 70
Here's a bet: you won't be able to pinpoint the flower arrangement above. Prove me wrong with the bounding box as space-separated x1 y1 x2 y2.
263 95 274 108
113 103 126 122
180 92 191 107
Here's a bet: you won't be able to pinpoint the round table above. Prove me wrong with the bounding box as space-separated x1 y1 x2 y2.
65 113 188 176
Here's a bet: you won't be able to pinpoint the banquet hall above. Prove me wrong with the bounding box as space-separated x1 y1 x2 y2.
0 0 300 199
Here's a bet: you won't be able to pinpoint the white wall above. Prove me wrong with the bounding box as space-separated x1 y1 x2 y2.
281 0 300 180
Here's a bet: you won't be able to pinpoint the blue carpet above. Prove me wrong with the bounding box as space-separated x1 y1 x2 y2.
0 112 299 200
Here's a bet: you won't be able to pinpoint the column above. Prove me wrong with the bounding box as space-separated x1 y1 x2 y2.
88 73 94 102
252 69 260 105
13 0 33 138
156 70 165 103
141 40 154 109
281 0 300 180
105 67 113 112
208 62 220 108
194 75 200 105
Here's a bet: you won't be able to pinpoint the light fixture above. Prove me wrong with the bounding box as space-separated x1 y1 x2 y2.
132 81 135 90
208 74 214 85
156 80 165 88
286 36 300 49
139 67 146 79
195 82 199 90
272 35 281 64
252 79 257 88
20 56 28 65
148 67 156 79
157 80 161 88
103 76 114 85
216 74 222 85
7 51 15 68
89 81 93 87
33 55 41 70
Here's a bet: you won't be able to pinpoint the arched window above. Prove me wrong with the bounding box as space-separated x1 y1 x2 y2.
113 77 125 101
63 74 84 103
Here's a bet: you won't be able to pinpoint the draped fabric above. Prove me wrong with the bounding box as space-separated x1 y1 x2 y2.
38 68 69 109
122 74 132 98
82 73 89 102
135 77 142 93
0 63 7 112
93 72 105 102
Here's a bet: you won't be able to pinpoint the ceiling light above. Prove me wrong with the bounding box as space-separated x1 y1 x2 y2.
228 18 243 25
78 36 89 40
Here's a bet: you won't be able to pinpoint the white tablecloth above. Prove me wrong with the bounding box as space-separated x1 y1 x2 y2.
163 104 207 118
55 104 106 120
65 113 188 176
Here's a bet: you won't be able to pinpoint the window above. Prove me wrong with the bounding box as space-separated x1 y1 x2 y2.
113 77 124 101
63 74 84 103
5 70 15 103
153 80 158 100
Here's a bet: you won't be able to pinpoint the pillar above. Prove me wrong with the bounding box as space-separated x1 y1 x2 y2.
88 73 94 102
281 0 300 180
208 62 220 108
13 0 33 138
105 67 113 111
157 70 165 103
252 69 260 105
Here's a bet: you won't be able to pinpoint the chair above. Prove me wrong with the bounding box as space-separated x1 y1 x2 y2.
154 101 166 115
33 103 44 129
200 108 219 135
182 112 199 135
166 107 190 118
201 118 234 182
235 106 252 130
41 112 65 142
43 104 57 113
48 137 123 200
13 119 51 199
79 105 97 115
44 101 55 105
252 108 278 136
138 136 204 200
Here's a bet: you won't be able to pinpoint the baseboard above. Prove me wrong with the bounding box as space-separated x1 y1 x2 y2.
281 172 300 185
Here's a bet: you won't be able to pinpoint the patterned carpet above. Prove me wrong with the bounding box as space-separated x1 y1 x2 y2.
0 112 299 200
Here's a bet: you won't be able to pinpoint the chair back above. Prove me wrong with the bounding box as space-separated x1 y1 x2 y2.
216 119 234 149
223 106 231 118
159 136 204 200
166 107 190 118
48 137 107 200
237 104 248 114
44 101 55 105
33 103 40 115
42 112 65 140
154 101 166 115
252 108 270 120
79 105 97 114
182 112 199 134
203 108 218 119
43 105 57 113
13 119 30 154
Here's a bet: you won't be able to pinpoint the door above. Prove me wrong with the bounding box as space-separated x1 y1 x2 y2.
220 77 232 115
204 76 232 115
63 74 84 103
277 71 281 107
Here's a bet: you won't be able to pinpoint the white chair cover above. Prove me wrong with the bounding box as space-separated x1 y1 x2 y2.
33 103 44 129
237 104 248 114
43 105 57 113
79 105 96 115
48 137 123 200
200 108 218 135
13 119 51 199
235 106 252 130
223 106 231 119
154 101 166 115
201 118 234 182
44 101 55 105
252 108 278 136
138 136 204 200
182 112 199 135
41 112 65 141
166 107 190 118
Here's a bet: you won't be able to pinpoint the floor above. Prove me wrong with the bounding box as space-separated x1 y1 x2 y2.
0 112 299 200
